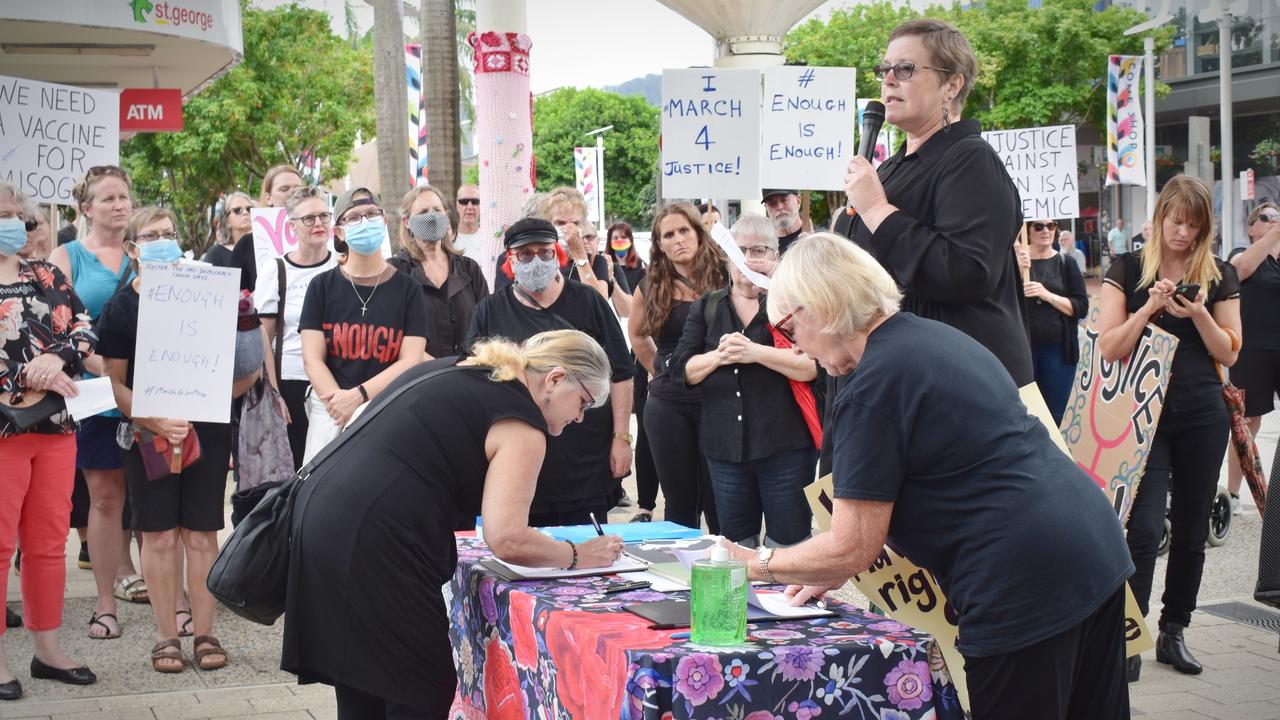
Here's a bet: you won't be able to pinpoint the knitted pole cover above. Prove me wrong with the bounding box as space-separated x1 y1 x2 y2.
468 30 535 290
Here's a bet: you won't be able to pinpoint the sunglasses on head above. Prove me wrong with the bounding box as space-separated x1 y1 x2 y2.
1256 212 1278 224
1031 221 1058 232
457 197 480 206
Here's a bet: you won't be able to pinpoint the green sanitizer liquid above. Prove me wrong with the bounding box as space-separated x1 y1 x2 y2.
690 545 748 646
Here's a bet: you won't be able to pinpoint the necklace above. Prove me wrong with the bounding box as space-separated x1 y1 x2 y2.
347 266 387 317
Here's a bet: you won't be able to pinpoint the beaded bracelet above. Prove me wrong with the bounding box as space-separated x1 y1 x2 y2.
565 540 578 571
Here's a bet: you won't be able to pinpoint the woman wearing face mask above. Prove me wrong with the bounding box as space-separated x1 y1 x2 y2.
466 218 635 527
47 166 145 641
229 166 305 293
203 192 255 267
298 188 428 463
254 188 338 470
0 183 98 700
671 214 819 548
97 206 257 674
629 203 728 533
388 185 488 358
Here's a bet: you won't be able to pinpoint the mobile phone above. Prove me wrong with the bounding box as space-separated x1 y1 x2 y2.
1175 283 1200 302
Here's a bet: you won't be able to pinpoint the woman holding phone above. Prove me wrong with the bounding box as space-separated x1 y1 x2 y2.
1098 175 1241 681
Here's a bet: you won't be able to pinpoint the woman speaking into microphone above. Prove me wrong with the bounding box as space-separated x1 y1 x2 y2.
839 18 1031 387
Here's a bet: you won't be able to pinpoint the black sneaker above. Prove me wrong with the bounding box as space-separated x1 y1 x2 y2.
77 543 91 571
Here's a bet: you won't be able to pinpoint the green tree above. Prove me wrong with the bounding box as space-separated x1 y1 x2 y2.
785 0 1171 136
532 88 660 226
121 2 375 254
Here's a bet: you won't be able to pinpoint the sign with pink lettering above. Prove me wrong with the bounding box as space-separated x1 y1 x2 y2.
250 207 300 271
1060 317 1178 524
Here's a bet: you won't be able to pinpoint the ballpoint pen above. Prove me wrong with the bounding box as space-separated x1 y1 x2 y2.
589 511 605 537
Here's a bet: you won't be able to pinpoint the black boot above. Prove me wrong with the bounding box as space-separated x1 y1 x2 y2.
1126 655 1141 682
1156 623 1202 674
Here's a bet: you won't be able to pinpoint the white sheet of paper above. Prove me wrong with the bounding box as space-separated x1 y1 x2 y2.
492 554 647 578
710 222 771 290
628 569 688 593
749 588 829 617
63 377 117 421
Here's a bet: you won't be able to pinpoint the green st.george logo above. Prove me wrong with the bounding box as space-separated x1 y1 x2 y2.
130 0 154 23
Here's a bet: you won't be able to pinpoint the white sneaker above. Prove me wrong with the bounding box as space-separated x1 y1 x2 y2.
1230 494 1241 516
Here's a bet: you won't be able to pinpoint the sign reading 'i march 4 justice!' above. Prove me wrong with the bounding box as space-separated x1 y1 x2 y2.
760 66 857 191
660 69 761 199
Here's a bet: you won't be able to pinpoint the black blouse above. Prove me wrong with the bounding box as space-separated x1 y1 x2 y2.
670 289 814 462
1025 253 1089 364
841 119 1033 386
389 250 489 358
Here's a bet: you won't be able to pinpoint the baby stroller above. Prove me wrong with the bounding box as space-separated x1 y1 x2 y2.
1156 485 1233 556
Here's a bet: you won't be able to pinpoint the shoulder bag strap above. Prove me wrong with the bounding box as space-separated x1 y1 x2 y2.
512 284 575 331
274 258 286 382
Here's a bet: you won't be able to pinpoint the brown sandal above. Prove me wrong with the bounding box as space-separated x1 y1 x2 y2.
193 635 228 671
150 639 185 673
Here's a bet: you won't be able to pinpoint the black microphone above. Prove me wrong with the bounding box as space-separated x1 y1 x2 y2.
847 100 886 216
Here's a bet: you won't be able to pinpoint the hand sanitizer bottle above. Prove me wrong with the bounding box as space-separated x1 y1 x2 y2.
690 544 747 645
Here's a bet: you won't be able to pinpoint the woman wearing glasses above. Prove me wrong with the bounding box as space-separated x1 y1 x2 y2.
1225 202 1280 514
203 192 255 267
298 188 427 463
389 185 488 359
671 215 819 548
254 188 338 469
1015 219 1088 425
98 207 259 673
48 166 146 641
466 218 634 527
839 18 1031 387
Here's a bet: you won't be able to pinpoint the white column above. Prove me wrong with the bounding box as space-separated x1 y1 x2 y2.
1218 10 1234 253
1144 36 1156 222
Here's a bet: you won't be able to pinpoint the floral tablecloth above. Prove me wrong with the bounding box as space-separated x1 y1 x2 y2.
448 537 963 720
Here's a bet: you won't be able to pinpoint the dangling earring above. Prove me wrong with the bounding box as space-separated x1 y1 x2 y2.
941 106 952 134
542 394 551 407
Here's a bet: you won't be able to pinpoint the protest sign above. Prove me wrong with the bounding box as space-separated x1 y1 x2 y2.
0 74 119 204
1060 316 1178 525
132 262 240 423
982 124 1079 220
661 68 760 199
760 67 856 190
252 207 300 270
857 99 896 169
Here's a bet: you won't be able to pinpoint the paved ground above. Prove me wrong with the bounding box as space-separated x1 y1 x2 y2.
4 413 1279 719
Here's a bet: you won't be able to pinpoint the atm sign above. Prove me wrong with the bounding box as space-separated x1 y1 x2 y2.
120 89 183 132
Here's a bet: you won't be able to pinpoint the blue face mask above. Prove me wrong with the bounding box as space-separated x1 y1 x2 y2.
138 238 183 263
0 218 28 257
344 217 388 256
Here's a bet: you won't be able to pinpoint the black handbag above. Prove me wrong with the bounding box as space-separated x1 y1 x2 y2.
0 390 66 433
206 365 460 625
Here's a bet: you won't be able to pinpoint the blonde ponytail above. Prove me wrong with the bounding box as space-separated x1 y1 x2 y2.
465 338 530 382
463 330 611 407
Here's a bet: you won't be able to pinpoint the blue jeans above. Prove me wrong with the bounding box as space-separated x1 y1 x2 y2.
706 446 817 547
1032 340 1077 427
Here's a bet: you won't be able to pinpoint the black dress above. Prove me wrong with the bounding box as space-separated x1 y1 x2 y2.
280 360 547 712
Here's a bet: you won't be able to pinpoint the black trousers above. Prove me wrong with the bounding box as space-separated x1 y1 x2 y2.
528 496 613 528
334 683 445 720
279 379 311 471
633 367 659 511
643 395 717 533
1124 400 1229 628
964 585 1129 720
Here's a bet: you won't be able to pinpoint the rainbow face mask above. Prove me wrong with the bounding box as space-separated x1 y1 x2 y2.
610 237 631 258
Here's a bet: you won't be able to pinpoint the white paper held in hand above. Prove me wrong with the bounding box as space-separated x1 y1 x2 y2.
709 222 771 290
64 377 117 421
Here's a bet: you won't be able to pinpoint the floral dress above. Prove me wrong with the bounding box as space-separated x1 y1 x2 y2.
0 259 96 437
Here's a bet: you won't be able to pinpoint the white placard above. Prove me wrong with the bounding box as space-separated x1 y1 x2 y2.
661 68 761 199
0 75 119 204
982 125 1079 220
132 262 240 423
761 67 857 190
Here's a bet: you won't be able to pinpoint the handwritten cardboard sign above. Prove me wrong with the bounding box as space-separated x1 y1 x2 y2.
660 68 761 199
982 125 1079 220
131 262 239 423
760 66 856 191
1061 319 1178 524
0 74 119 204
251 207 300 271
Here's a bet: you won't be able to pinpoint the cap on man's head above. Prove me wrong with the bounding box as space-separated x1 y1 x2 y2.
504 217 558 249
761 189 797 202
334 187 377 222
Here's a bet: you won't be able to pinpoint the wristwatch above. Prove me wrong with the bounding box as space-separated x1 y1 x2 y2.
612 432 633 446
574 258 589 267
757 546 776 584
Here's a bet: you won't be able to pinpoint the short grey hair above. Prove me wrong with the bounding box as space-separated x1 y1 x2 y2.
767 232 902 337
0 180 25 210
1059 230 1074 243
217 191 256 242
730 213 777 249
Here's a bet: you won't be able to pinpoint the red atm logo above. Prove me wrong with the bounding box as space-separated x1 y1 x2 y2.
120 89 184 132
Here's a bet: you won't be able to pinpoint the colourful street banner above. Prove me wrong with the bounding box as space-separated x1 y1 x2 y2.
406 43 428 184
1106 55 1146 187
574 146 600 225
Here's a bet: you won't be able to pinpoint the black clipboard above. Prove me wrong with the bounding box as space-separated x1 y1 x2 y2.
624 599 837 629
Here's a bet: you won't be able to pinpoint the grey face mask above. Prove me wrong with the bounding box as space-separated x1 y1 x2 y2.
408 212 450 243
513 254 560 292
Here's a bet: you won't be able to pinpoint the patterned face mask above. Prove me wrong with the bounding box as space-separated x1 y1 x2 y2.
408 212 450 243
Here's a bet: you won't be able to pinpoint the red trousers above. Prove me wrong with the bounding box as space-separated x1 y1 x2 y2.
0 433 75 633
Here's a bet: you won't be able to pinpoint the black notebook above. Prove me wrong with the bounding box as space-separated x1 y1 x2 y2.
624 598 837 629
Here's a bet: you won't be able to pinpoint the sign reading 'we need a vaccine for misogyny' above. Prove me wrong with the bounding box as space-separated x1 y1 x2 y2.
132 262 240 424
661 69 761 199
